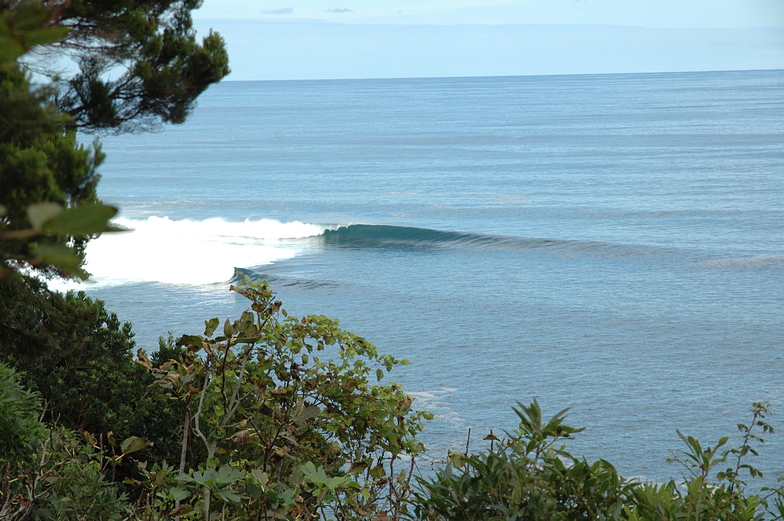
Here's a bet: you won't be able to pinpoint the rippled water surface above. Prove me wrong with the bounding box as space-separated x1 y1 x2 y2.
70 70 784 483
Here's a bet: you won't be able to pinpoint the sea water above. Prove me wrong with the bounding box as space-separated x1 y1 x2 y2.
62 70 784 484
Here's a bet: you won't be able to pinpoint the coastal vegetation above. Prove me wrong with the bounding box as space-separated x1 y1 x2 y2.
1 1 783 520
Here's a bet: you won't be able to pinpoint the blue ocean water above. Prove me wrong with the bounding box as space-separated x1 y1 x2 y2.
69 70 784 484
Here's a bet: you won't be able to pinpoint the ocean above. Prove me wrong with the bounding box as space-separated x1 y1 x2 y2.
61 69 784 484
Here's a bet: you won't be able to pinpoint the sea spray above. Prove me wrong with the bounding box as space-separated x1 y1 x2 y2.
55 216 332 287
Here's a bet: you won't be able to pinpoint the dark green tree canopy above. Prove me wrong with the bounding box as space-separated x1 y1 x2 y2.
0 0 228 277
0 3 105 277
27 0 231 133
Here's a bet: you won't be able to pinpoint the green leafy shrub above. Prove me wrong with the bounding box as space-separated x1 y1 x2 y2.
408 400 631 521
136 279 432 520
0 362 45 464
409 401 784 521
0 363 139 520
28 429 135 521
625 402 779 521
0 276 182 485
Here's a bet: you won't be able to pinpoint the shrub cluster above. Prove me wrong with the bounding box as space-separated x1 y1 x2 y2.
0 279 431 520
410 400 784 521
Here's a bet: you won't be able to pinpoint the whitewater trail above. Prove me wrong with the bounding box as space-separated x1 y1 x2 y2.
53 216 333 288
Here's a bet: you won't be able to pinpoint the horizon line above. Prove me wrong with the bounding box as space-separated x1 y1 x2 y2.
216 67 784 84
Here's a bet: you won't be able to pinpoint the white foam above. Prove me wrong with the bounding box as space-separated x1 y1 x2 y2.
54 216 328 288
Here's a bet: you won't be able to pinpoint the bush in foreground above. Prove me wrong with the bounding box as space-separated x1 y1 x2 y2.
409 400 784 521
132 279 431 520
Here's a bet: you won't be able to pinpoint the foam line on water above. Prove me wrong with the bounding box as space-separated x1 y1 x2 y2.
55 216 330 288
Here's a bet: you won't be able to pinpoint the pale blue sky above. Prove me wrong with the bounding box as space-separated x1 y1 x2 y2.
193 0 784 80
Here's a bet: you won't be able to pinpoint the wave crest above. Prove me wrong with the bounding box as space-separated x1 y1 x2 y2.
76 216 330 286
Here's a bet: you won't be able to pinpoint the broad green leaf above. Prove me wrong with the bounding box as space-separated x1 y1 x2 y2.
302 462 331 487
279 489 296 507
214 464 245 484
178 335 204 348
104 222 129 232
216 488 243 503
251 469 268 487
326 475 353 490
223 317 234 337
43 204 118 235
0 37 24 65
21 25 68 47
204 317 220 336
34 244 87 279
293 404 321 423
348 461 368 476
26 202 63 229
120 436 147 455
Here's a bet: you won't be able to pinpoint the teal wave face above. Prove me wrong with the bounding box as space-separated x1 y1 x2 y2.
320 224 685 262
322 224 490 249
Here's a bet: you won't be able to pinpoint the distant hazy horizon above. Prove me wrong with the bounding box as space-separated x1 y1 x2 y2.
213 67 784 83
191 0 784 81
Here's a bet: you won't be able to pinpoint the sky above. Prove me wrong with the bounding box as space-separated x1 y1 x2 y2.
192 0 784 80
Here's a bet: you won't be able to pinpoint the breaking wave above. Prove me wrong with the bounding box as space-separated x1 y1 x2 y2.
57 216 329 287
51 219 778 289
